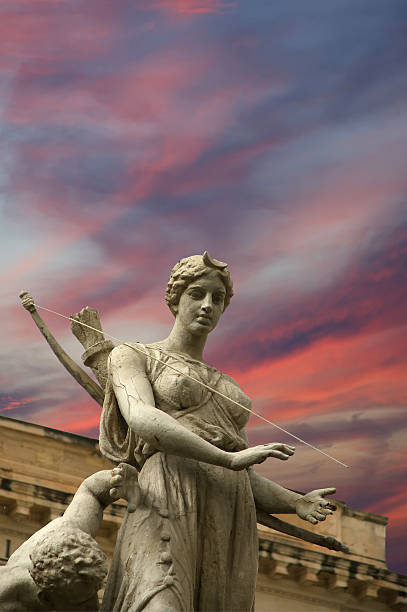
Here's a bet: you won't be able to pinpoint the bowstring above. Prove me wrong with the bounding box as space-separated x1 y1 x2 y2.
34 303 350 468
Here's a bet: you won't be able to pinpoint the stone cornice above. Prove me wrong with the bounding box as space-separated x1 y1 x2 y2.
0 476 125 526
259 538 407 610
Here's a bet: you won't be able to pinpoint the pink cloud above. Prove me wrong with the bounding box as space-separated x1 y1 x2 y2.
0 4 118 74
0 397 41 413
41 396 101 434
241 327 407 421
3 44 272 289
140 0 236 16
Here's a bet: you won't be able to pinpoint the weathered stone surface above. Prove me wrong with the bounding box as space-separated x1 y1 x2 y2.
98 253 338 611
14 253 407 611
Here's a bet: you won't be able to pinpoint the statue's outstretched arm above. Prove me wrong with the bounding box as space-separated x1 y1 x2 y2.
238 427 302 514
246 457 347 552
239 425 337 525
248 467 336 523
248 466 302 514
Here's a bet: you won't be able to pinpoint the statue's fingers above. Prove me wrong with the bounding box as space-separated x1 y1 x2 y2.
314 487 336 497
110 487 119 499
312 511 327 521
20 291 35 311
320 500 337 511
111 475 123 486
318 507 333 516
270 450 290 460
275 444 295 455
306 515 318 525
268 447 291 457
264 443 295 451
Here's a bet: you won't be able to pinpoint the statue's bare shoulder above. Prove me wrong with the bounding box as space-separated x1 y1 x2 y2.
109 343 148 374
221 373 240 388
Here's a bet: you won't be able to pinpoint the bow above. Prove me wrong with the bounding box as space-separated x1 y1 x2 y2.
18 291 350 553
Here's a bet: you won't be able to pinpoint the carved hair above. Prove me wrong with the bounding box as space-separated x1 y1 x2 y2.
29 526 107 594
165 251 234 316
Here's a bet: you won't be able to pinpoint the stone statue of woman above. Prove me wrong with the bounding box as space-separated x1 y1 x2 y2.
99 252 337 612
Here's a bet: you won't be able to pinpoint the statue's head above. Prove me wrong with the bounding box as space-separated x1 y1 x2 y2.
29 526 107 611
165 251 234 317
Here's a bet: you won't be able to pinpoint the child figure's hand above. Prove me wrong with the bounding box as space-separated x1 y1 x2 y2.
110 463 141 513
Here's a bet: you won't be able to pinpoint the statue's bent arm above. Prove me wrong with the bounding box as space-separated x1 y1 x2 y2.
109 344 292 471
109 344 234 468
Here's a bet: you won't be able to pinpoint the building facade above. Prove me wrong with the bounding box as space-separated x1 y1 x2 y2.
0 415 406 611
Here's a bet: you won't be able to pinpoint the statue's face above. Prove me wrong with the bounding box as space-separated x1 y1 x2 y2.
175 270 226 336
43 579 98 611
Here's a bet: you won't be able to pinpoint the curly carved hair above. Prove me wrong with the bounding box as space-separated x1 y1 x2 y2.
29 526 107 594
165 251 234 316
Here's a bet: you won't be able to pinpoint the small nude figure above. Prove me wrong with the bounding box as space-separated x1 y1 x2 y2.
0 464 139 611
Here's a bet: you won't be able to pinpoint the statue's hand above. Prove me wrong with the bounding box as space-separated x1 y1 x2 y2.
296 488 337 524
19 291 36 313
70 306 104 349
229 443 295 471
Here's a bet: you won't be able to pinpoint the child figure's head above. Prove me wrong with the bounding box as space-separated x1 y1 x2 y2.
29 525 107 610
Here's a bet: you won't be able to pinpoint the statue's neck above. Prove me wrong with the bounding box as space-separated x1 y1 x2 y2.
163 320 208 362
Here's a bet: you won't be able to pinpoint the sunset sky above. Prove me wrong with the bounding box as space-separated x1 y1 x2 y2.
1 0 406 574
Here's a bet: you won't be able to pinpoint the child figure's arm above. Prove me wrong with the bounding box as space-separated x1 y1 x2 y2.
62 470 113 537
63 464 140 537
6 471 119 569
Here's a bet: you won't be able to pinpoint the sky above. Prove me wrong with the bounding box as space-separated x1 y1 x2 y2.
1 0 406 575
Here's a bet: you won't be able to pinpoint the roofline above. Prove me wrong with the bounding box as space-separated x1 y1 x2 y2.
0 414 98 448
